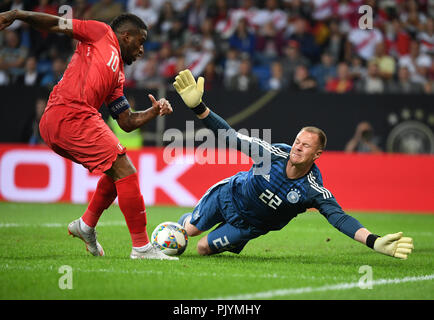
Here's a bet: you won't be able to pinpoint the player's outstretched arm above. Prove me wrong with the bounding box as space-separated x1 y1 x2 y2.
0 10 72 36
355 228 414 259
116 94 173 132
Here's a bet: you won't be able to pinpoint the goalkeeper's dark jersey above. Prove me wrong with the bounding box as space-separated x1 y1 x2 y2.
202 110 363 238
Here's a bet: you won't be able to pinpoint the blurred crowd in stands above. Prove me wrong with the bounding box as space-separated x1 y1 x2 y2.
1 0 434 94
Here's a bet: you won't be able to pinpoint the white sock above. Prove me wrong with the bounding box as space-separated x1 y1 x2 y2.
133 243 152 252
79 218 94 233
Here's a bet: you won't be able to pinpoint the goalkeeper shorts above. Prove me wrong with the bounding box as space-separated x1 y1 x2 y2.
190 179 265 254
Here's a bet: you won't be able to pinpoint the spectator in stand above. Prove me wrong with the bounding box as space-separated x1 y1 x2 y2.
349 55 367 82
29 95 47 145
424 59 434 93
0 29 28 83
40 56 66 89
127 0 159 30
399 40 432 85
85 0 123 24
228 17 256 58
158 42 178 85
311 0 338 22
347 25 384 62
14 56 43 86
373 41 396 81
132 52 163 89
400 0 427 38
266 60 288 91
203 60 223 91
283 0 312 21
227 55 259 92
251 0 288 32
428 1 434 20
166 17 189 56
174 55 187 77
32 0 57 18
208 0 230 34
73 0 91 20
212 0 258 40
345 121 382 153
423 81 434 94
155 1 177 38
384 18 411 58
325 62 354 93
418 17 434 55
200 17 221 58
335 0 357 34
255 21 286 66
184 34 214 77
310 51 336 91
149 0 167 13
186 0 208 34
171 0 192 14
222 47 240 88
287 17 321 63
280 40 309 85
323 18 347 64
355 60 385 94
386 66 424 94
290 64 317 92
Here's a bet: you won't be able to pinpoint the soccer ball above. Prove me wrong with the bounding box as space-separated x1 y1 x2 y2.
151 221 188 256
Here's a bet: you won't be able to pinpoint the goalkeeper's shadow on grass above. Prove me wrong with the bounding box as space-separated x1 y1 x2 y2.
178 253 299 263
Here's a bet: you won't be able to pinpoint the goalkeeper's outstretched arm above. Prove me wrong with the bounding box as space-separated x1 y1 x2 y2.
317 197 414 260
173 69 272 166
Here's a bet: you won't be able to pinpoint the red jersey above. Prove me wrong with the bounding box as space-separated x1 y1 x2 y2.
46 19 124 112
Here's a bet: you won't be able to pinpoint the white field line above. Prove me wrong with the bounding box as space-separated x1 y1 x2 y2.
209 274 434 300
1 264 432 300
0 222 432 237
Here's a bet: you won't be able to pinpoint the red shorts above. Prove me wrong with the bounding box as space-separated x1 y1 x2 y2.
39 105 126 174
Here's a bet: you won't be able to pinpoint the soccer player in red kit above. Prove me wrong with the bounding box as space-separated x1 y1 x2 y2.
0 10 177 260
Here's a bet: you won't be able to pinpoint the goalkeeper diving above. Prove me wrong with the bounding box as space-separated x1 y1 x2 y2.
173 69 414 259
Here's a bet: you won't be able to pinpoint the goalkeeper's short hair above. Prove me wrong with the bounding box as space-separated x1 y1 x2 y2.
300 126 327 150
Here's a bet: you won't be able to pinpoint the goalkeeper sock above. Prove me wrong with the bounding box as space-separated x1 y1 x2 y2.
82 174 117 228
115 173 149 248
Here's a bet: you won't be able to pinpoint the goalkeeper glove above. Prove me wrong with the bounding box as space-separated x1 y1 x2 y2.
173 69 204 109
372 232 414 259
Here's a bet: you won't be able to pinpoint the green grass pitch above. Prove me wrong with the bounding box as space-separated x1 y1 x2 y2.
0 202 433 300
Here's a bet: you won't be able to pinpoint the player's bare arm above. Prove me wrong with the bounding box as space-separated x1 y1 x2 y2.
0 10 72 36
116 94 173 132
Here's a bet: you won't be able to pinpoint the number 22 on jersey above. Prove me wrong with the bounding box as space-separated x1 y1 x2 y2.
259 189 282 210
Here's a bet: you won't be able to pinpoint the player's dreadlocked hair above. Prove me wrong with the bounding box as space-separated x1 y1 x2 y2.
110 13 148 33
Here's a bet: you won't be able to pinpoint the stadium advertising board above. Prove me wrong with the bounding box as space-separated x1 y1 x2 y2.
0 144 433 213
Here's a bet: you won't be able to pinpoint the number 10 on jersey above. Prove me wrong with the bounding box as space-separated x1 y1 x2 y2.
107 51 119 72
